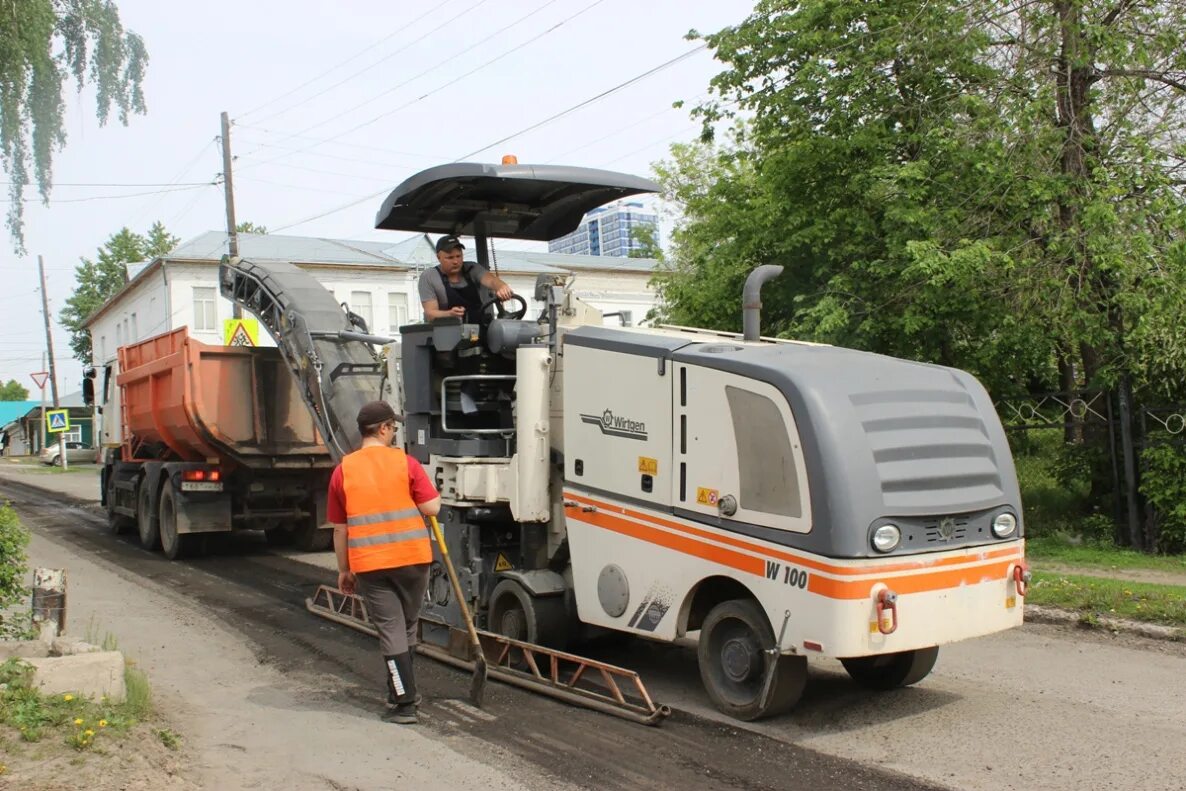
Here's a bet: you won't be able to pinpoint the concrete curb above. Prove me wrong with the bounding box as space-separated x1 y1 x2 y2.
1025 603 1183 642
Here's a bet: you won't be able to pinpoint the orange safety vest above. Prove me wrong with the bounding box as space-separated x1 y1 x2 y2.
340 446 431 573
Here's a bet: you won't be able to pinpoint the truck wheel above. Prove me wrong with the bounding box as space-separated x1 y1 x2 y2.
158 484 199 560
136 482 160 550
488 579 570 649
840 647 939 691
697 599 807 721
292 517 332 552
105 471 134 535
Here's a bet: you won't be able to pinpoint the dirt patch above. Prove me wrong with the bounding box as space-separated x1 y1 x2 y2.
1034 561 1186 587
0 721 196 790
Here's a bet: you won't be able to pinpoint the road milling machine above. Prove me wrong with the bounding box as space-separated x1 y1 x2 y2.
220 161 1030 721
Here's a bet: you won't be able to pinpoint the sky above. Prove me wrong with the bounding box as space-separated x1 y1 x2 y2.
0 0 756 393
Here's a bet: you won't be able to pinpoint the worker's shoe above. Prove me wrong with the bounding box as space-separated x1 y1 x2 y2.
382 653 418 724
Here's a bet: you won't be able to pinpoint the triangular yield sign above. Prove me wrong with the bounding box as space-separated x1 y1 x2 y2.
30 371 49 389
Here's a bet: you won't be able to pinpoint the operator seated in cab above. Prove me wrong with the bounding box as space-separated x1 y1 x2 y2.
418 234 515 323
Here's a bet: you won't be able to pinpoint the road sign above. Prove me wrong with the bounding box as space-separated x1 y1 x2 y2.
30 371 49 389
223 318 259 347
46 409 70 433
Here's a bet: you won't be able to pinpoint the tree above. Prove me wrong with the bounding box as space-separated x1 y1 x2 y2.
59 221 179 362
235 221 268 234
657 0 1186 397
0 1 148 253
628 223 662 259
0 380 30 401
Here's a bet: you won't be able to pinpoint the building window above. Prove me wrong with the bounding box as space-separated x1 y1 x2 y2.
62 426 82 444
350 291 373 331
193 287 217 331
130 313 138 340
116 322 123 347
389 292 409 330
99 336 106 361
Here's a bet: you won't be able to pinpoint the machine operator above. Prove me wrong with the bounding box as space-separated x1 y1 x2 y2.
418 234 515 323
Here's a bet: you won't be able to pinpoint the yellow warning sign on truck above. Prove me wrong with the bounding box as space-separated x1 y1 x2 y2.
223 318 259 347
494 553 514 572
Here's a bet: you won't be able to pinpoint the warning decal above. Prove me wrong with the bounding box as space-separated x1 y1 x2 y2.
494 553 514 572
223 318 260 347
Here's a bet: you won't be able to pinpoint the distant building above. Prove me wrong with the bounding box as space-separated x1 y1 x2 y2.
548 200 658 257
0 393 94 456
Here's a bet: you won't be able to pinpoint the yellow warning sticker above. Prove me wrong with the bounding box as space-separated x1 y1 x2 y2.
638 456 658 475
696 487 720 506
494 553 514 572
223 318 260 347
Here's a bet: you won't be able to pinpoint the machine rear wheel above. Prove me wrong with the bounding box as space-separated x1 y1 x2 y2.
840 647 939 690
136 481 159 549
158 484 200 560
292 517 332 551
697 598 807 721
105 471 134 536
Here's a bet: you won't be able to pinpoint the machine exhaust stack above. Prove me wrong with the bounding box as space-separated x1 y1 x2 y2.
742 265 784 342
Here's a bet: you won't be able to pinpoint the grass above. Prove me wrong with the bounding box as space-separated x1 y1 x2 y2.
1027 536 1186 575
1027 572 1186 628
0 652 155 755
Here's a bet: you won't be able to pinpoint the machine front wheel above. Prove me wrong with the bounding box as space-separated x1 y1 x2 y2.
697 598 806 721
840 647 939 691
488 578 570 649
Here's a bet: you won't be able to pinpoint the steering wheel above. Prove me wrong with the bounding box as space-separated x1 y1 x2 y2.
479 294 528 323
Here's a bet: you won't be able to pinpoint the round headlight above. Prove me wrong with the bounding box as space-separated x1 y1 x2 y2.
872 524 901 553
992 513 1018 538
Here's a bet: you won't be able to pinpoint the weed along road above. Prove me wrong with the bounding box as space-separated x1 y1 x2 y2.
3 475 941 791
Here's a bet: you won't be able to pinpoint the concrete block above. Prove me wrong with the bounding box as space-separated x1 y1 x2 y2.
25 651 126 702
0 640 50 660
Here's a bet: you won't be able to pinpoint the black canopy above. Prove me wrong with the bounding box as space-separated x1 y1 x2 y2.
374 162 659 240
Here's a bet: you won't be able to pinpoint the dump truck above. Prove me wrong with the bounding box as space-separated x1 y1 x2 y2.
93 328 338 557
220 161 1031 721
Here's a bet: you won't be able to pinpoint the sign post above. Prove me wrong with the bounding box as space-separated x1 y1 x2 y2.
31 369 48 456
45 409 70 469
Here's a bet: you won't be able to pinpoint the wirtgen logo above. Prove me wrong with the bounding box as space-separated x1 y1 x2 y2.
580 409 648 441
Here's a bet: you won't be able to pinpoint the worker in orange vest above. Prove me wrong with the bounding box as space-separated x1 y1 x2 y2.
328 401 441 724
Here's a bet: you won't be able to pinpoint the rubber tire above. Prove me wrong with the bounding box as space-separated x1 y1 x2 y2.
840 647 939 691
697 598 807 721
158 483 199 560
136 481 160 550
488 578 570 649
292 518 333 552
264 527 295 548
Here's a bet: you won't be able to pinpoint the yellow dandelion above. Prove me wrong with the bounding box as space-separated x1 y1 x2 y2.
73 718 84 726
84 729 95 737
62 694 74 702
98 720 108 728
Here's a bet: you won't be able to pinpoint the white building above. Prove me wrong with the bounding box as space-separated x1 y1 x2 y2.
84 231 661 364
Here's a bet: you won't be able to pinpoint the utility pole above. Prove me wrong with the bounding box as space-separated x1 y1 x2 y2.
38 255 67 469
220 111 242 318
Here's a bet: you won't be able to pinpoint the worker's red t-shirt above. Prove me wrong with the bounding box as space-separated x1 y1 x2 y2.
326 454 438 524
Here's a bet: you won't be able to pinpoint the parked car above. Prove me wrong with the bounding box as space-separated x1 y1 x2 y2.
40 441 95 466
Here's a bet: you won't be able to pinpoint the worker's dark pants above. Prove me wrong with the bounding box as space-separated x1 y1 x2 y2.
356 563 431 656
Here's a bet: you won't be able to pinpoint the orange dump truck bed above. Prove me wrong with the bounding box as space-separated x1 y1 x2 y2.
117 327 329 467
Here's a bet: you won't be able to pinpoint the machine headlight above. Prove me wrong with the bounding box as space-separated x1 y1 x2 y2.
872 524 901 553
992 513 1018 538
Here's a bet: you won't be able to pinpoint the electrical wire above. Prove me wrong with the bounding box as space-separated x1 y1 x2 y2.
244 0 490 127
0 183 215 205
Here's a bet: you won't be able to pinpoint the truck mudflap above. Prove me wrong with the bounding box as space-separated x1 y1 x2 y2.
305 584 671 726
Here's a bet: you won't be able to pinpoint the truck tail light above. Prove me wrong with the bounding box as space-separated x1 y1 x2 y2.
182 469 220 482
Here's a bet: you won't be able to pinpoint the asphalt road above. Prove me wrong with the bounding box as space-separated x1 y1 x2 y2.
2 477 942 791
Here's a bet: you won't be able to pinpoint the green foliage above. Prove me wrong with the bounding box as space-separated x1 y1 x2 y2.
235 221 268 234
0 505 30 638
1012 432 1094 539
1027 573 1186 627
657 0 1186 399
0 1 148 252
0 380 29 401
59 222 179 362
154 727 179 750
1139 444 1186 554
628 223 661 260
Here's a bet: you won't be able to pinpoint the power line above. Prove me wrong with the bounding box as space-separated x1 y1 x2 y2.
456 43 707 160
239 0 608 174
4 181 213 188
237 0 458 120
234 124 443 158
245 0 491 127
267 41 706 233
1 183 215 205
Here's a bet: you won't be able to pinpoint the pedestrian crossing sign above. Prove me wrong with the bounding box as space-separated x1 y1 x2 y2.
46 409 70 433
223 318 260 347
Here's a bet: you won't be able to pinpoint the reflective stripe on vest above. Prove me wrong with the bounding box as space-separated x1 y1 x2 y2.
340 446 431 573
